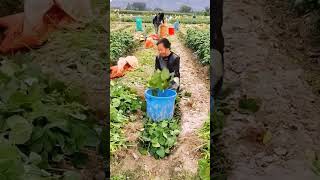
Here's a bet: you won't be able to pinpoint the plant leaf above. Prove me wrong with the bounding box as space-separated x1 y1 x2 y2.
6 115 33 144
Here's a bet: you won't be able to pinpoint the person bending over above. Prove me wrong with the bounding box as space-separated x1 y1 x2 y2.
155 38 180 91
152 12 164 34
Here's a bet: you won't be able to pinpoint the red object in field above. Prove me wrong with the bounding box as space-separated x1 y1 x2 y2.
110 56 138 79
110 64 132 79
145 38 154 48
149 34 159 40
168 27 174 35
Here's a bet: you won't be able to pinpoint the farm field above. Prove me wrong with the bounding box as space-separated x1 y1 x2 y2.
110 10 211 179
111 11 210 24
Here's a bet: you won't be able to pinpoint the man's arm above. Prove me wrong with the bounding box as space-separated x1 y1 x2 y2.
169 56 180 90
173 56 180 78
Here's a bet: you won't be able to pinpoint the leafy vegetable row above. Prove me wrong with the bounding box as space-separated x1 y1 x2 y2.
0 61 100 179
139 119 180 159
184 29 210 65
110 81 142 154
110 31 135 64
111 14 210 24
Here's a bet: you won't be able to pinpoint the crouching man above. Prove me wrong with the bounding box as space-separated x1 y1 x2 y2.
155 38 180 91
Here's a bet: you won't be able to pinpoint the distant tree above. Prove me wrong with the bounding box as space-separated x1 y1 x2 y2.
205 6 210 13
179 5 192 13
131 2 147 11
204 6 210 15
126 3 132 10
154 8 163 12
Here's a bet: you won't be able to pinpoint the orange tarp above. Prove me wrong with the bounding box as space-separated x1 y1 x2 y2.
110 56 139 79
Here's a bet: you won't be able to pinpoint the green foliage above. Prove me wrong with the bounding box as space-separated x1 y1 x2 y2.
111 9 205 16
111 12 210 24
198 118 210 180
0 61 100 179
139 119 180 159
110 81 142 154
126 2 146 11
110 31 135 64
147 69 172 96
111 81 142 113
179 5 192 13
185 29 210 65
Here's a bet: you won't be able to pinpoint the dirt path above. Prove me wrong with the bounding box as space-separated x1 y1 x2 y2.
222 0 320 179
111 35 210 179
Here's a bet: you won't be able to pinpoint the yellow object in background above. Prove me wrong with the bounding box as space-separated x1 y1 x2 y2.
159 23 168 38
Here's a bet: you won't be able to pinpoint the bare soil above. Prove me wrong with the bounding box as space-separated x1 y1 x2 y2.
221 0 320 179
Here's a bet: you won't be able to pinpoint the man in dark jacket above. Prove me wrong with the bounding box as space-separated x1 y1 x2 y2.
153 13 165 34
155 38 180 91
211 0 224 110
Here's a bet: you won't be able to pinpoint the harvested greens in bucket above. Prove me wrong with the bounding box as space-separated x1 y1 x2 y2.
147 68 172 96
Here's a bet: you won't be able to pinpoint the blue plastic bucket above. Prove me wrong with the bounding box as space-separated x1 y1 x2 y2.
145 89 177 121
174 21 179 31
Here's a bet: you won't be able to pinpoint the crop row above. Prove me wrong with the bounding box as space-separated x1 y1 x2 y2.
111 14 210 24
110 31 135 64
110 81 142 155
184 29 210 65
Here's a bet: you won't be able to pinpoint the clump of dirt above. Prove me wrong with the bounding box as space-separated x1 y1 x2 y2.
124 120 143 142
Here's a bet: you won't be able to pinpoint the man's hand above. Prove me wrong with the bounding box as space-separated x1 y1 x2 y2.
169 77 180 91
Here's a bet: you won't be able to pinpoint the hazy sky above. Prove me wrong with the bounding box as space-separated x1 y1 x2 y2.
111 0 210 11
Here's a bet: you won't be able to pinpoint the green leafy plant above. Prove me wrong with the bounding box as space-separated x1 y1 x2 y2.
110 81 142 113
0 61 100 179
110 81 142 154
147 69 172 96
110 31 135 64
110 105 127 154
111 12 210 24
139 119 180 159
198 118 210 180
184 29 210 65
